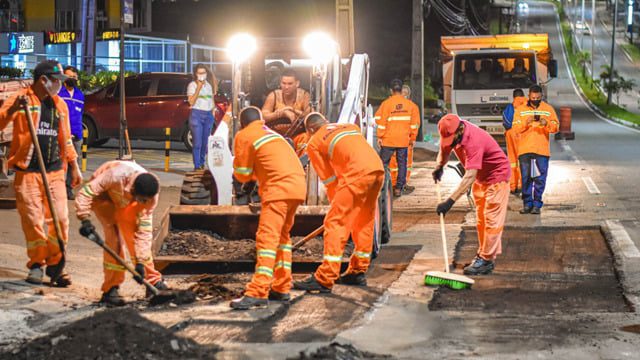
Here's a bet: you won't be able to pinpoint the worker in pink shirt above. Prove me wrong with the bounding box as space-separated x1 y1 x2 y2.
432 114 510 275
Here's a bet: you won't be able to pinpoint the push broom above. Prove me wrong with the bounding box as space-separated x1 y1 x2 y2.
424 183 474 290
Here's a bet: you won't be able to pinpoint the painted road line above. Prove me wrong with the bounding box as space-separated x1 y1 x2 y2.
581 176 601 194
558 140 581 164
605 220 640 258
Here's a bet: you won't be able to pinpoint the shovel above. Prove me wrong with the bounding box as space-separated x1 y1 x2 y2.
80 227 195 306
292 225 324 250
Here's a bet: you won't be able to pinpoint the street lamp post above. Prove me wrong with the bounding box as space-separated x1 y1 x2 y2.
628 0 635 44
581 0 586 49
591 0 596 84
608 0 619 104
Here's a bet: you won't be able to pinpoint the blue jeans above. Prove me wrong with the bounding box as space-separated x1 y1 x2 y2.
519 153 549 209
189 109 215 169
379 146 408 189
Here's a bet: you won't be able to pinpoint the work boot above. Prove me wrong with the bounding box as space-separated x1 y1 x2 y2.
393 188 402 197
519 206 532 214
268 290 291 302
463 257 495 275
25 264 43 285
336 272 367 286
531 207 541 215
402 185 415 195
67 190 75 200
146 280 169 298
101 286 126 307
46 264 71 287
230 296 268 310
293 276 331 293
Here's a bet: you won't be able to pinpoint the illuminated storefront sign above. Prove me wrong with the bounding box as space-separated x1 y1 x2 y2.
46 31 80 44
0 32 44 55
98 30 120 41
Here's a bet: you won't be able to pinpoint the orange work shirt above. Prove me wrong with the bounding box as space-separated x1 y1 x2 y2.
233 120 306 202
306 123 384 200
512 101 559 157
374 94 421 148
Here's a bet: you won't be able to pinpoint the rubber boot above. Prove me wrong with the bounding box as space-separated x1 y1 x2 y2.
268 290 291 302
336 272 367 286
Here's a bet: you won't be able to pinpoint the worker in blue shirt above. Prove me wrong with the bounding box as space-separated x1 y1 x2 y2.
58 66 85 200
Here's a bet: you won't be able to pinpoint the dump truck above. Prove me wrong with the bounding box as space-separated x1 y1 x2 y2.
440 34 558 139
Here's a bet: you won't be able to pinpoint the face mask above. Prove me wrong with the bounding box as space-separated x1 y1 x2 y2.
44 77 62 96
529 99 541 108
197 74 206 81
65 78 77 88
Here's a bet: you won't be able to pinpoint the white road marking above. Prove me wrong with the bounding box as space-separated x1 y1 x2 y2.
605 220 640 258
558 140 581 163
581 176 601 194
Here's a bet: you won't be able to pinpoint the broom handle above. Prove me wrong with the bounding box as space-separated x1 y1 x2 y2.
436 183 450 273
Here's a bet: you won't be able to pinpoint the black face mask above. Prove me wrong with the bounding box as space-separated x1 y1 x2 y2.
529 99 541 108
65 78 77 88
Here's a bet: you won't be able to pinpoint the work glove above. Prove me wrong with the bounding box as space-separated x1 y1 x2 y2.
133 263 145 285
79 219 95 237
432 166 444 183
436 198 455 216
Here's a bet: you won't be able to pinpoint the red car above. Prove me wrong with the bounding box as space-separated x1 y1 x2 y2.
83 73 229 150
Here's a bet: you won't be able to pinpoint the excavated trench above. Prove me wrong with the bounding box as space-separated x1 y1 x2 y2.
430 227 632 314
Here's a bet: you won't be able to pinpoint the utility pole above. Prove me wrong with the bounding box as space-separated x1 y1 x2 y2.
591 0 596 83
628 0 634 44
80 0 96 73
411 0 424 140
581 0 586 49
608 0 619 104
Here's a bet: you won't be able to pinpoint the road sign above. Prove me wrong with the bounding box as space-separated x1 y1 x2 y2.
124 0 134 24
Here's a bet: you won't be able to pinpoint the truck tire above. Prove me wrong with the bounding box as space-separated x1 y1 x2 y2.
179 170 218 205
379 169 393 244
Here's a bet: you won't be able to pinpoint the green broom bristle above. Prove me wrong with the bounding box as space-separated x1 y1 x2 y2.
424 275 472 290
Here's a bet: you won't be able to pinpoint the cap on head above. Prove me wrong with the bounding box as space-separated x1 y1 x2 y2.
33 60 67 81
438 114 462 148
133 173 159 198
239 106 262 128
304 112 327 132
390 78 403 93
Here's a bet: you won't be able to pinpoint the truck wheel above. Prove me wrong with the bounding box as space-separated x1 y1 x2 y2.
379 169 393 244
179 170 218 205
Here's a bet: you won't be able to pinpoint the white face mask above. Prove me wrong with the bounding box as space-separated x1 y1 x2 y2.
44 77 62 96
197 74 207 81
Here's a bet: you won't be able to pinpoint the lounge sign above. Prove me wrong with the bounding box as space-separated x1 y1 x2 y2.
0 32 44 55
46 31 80 44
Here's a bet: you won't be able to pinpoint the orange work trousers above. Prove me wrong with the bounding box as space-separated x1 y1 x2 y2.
314 172 384 288
245 199 302 298
93 200 162 292
390 144 413 187
472 181 509 260
14 169 69 270
505 129 521 192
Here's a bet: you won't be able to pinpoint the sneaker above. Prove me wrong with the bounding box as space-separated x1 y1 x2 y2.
26 265 43 285
393 188 402 197
101 286 126 307
519 206 532 214
463 257 495 275
336 272 367 286
268 290 291 302
230 296 268 310
531 207 541 215
293 276 331 293
402 185 415 195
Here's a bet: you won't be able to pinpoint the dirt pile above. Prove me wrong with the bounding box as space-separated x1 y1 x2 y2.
2 308 219 360
288 342 393 360
185 273 250 301
160 230 353 262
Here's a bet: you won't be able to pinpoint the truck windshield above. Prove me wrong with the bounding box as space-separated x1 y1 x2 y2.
454 53 537 90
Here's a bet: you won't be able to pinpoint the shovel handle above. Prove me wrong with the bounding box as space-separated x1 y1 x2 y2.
292 225 324 250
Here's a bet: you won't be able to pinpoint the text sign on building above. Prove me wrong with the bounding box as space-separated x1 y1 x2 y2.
0 32 44 55
124 0 134 24
98 30 120 41
45 31 80 45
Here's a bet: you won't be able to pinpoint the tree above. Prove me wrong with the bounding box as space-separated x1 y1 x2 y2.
618 77 636 106
600 65 619 104
576 51 591 80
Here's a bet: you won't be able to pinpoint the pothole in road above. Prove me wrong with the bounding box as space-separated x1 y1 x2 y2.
393 211 466 232
430 227 632 314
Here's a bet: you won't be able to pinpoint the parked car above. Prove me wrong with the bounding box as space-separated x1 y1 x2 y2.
83 73 229 150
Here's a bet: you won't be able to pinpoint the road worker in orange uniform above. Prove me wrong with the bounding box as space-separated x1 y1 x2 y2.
230 106 307 310
262 69 311 156
502 88 527 194
512 84 559 215
389 85 417 191
75 160 166 306
294 113 384 292
433 114 510 275
0 60 82 287
375 79 420 197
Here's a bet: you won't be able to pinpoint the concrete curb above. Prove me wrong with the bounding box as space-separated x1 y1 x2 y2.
599 221 640 312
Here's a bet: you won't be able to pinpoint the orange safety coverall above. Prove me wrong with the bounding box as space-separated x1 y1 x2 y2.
75 161 162 292
375 94 420 148
0 88 77 269
505 96 527 192
262 88 311 156
233 121 307 298
511 101 559 157
390 144 414 187
306 123 384 288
